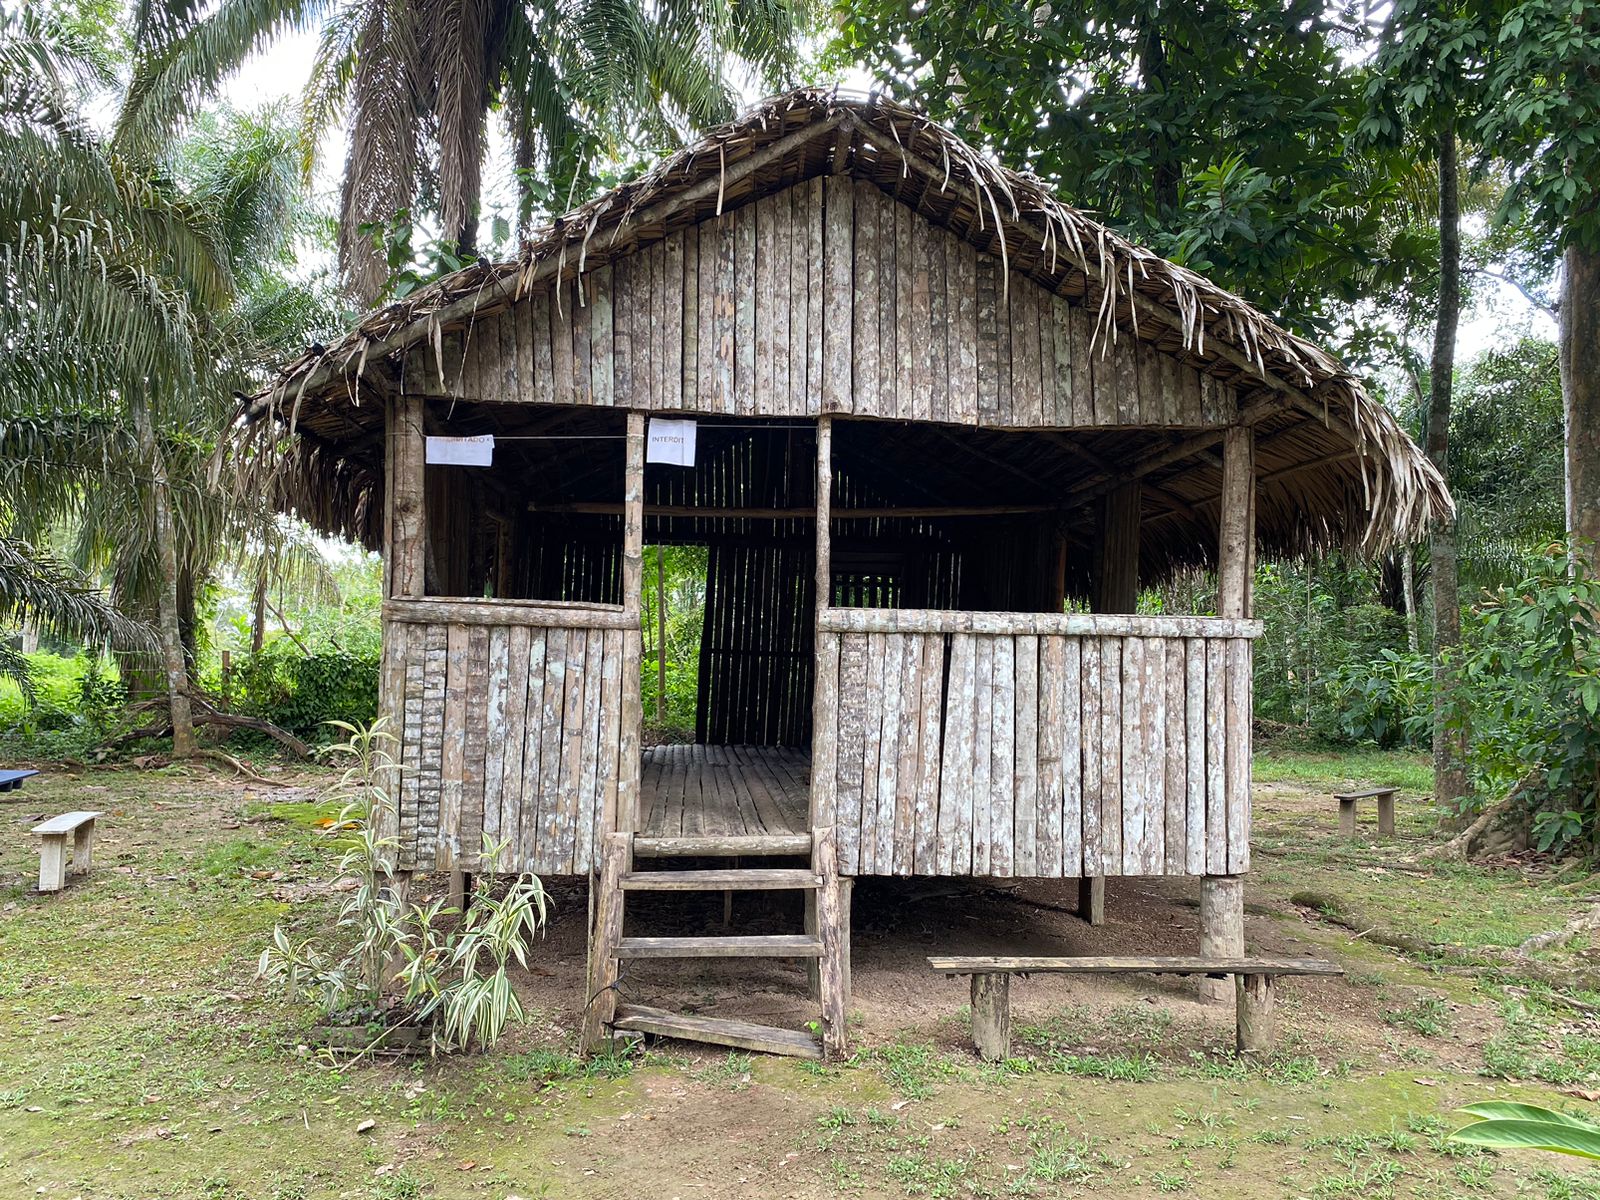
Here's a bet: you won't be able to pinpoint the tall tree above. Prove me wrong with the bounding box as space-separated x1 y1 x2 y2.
118 0 816 302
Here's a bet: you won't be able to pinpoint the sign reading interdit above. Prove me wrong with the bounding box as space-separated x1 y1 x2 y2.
646 418 697 467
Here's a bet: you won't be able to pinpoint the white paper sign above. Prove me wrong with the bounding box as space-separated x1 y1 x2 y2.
425 434 495 467
647 418 697 467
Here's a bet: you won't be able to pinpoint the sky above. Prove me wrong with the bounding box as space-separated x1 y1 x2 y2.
223 33 1558 363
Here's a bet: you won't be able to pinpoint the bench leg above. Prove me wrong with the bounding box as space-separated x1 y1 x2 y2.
71 822 96 875
1236 973 1275 1054
1377 794 1395 837
38 835 67 893
1200 874 1244 1004
1339 798 1358 838
971 973 1011 1061
1078 876 1105 926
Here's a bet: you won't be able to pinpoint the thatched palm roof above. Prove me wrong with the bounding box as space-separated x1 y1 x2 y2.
251 88 1450 559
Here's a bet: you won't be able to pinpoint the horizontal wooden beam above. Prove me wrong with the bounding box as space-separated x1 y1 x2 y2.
817 607 1262 639
527 502 1057 520
928 955 1343 977
383 597 634 629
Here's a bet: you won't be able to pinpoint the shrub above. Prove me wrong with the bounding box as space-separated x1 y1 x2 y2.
230 645 379 738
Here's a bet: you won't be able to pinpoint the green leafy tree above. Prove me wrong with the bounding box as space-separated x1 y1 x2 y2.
119 0 817 302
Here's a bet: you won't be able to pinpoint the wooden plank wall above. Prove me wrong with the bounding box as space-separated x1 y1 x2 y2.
391 610 627 876
821 627 1253 879
412 179 1236 429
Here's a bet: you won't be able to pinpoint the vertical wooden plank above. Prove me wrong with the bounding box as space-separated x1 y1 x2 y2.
1227 638 1252 874
1185 637 1207 875
1218 425 1254 874
389 395 427 600
771 191 791 416
1114 330 1140 424
697 223 717 411
1013 635 1038 877
680 227 699 411
397 624 425 869
530 287 554 405
1079 637 1101 876
662 231 684 410
590 264 614 406
713 214 736 412
1205 639 1228 874
835 633 869 873
571 275 592 407
894 198 913 420
859 633 888 873
460 625 490 868
1060 637 1083 877
928 227 949 423
515 629 544 867
870 634 902 875
877 187 898 420
1099 635 1122 875
806 176 825 414
575 627 609 873
852 180 879 417
1143 636 1166 875
1165 636 1189 874
535 625 568 873
1011 281 1038 426
892 633 922 876
555 628 588 873
822 175 854 413
1036 636 1064 879
618 412 645 832
1072 304 1097 425
550 279 575 406
788 182 809 415
912 633 945 874
734 205 757 414
1137 337 1163 425
811 633 841 827
938 634 977 874
1118 636 1143 876
438 623 469 871
910 215 931 421
497 625 529 857
612 255 634 407
953 241 978 425
755 196 776 412
971 636 995 875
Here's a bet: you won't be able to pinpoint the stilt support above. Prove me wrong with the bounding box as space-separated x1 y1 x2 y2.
1079 876 1105 926
1236 973 1274 1053
971 974 1011 1061
581 833 631 1055
1200 874 1244 1004
812 826 848 1059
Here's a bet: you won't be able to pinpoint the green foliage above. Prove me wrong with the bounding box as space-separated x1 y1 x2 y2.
1451 1103 1600 1161
639 545 707 736
230 645 379 740
257 720 549 1054
1324 649 1433 749
1448 546 1600 845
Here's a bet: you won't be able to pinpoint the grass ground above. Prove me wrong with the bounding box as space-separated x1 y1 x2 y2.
3 750 1600 1199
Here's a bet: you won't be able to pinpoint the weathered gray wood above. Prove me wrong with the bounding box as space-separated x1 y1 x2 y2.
1078 874 1105 926
1336 788 1398 837
633 833 814 858
930 955 1341 976
31 810 102 836
971 973 1011 1061
990 635 1017 876
1339 796 1359 837
618 412 645 832
580 831 629 1055
822 175 853 412
620 868 820 891
1236 974 1275 1054
613 1004 822 1060
617 934 824 959
816 608 1261 639
36 834 67 892
384 598 633 628
1199 874 1245 1003
1334 787 1400 800
937 633 976 874
813 825 848 1057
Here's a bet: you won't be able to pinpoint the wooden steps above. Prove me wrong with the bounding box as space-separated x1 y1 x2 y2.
633 833 814 858
616 934 824 959
619 868 821 892
613 1004 822 1060
582 825 849 1063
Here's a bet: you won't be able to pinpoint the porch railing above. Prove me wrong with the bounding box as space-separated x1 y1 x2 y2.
811 608 1261 878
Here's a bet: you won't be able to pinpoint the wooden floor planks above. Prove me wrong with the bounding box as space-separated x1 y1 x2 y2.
639 744 811 839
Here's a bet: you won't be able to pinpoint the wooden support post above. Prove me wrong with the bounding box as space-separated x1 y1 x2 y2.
581 832 631 1055
389 395 427 601
70 822 95 875
1339 797 1358 838
840 877 854 1013
448 871 467 910
1093 482 1141 614
970 974 1011 1061
1235 973 1274 1054
1217 425 1256 621
617 412 646 833
1199 874 1245 1004
815 417 833 607
810 416 837 830
381 869 413 987
1377 793 1396 837
37 835 66 893
1078 875 1105 926
813 826 848 1059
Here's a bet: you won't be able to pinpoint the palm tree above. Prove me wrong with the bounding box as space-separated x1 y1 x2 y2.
0 10 337 752
116 0 816 301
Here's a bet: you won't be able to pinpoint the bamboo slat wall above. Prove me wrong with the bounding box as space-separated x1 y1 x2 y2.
410 178 1236 429
389 602 628 875
812 613 1258 879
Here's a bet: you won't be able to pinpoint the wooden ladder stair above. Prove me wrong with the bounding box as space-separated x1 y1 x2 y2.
581 828 848 1061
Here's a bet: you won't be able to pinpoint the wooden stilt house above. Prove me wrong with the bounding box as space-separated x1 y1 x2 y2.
249 90 1451 1059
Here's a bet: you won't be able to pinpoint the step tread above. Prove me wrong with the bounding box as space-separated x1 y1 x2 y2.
633 834 813 859
620 868 821 891
613 1003 822 1060
616 934 824 959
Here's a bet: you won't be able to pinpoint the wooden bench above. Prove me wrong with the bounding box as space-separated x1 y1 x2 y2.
929 954 1344 1057
31 811 103 893
1335 787 1398 837
0 768 40 793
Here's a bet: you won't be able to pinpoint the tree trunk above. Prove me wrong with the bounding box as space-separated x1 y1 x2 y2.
251 564 267 655
1429 123 1470 812
135 398 195 757
1563 241 1600 556
1401 544 1420 653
